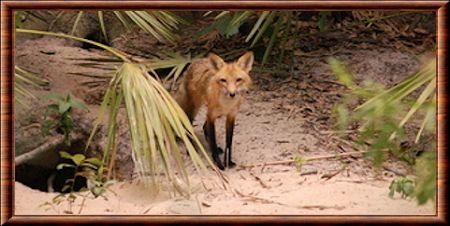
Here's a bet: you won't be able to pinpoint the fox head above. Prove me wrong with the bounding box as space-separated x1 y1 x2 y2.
208 52 254 98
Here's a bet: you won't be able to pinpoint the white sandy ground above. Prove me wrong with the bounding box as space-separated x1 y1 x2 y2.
15 168 435 215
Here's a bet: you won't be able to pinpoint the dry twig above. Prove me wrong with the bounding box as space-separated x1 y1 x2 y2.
241 150 374 169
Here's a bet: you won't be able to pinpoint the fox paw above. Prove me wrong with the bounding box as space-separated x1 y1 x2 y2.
226 160 236 168
212 155 225 170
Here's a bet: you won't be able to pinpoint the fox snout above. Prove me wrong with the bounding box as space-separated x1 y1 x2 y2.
224 87 247 98
223 89 237 98
227 85 237 98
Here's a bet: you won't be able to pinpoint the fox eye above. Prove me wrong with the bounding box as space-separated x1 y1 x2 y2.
236 78 243 82
219 78 227 83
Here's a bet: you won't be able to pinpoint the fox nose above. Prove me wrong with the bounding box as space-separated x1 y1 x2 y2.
229 92 236 97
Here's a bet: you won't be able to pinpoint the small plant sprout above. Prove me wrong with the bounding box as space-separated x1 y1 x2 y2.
42 93 88 145
294 155 306 172
389 177 415 199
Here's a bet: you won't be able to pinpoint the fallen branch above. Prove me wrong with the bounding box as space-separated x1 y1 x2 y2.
321 165 347 181
241 150 374 168
300 169 318 176
249 171 270 189
15 133 84 166
234 189 288 207
383 165 407 177
299 205 345 210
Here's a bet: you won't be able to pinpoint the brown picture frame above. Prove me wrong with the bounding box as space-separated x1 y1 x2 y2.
1 0 448 224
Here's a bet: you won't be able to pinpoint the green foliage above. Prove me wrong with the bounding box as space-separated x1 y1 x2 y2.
330 58 436 205
42 93 88 145
200 11 345 66
40 151 113 214
57 151 109 196
199 11 253 38
15 11 27 29
242 11 294 66
389 177 415 199
414 151 436 204
201 11 296 66
330 58 402 166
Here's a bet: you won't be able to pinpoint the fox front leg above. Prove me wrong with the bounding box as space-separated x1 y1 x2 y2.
203 119 225 170
224 114 236 168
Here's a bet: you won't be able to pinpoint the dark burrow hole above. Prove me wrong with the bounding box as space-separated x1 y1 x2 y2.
15 139 88 193
80 31 108 50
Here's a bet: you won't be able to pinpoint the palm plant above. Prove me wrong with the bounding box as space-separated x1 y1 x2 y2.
200 11 299 66
16 29 224 197
330 58 436 143
330 57 436 204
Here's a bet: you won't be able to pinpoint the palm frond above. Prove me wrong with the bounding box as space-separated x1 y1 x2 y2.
245 11 271 43
249 11 276 47
14 66 50 105
143 53 193 89
122 11 181 44
331 57 436 143
200 11 254 38
262 12 282 66
97 11 108 42
70 11 84 36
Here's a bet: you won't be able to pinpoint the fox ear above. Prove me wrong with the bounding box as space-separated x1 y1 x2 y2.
237 51 254 73
208 53 225 71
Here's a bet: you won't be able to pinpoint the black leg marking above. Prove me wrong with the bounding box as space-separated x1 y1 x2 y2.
225 116 236 168
204 120 225 170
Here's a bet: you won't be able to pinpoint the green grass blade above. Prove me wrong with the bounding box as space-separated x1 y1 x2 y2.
98 11 108 42
70 11 84 36
246 11 270 42
261 15 282 66
250 11 276 47
113 11 131 30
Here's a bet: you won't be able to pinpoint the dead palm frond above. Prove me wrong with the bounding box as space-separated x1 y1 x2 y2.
16 29 224 197
14 66 50 106
68 52 193 91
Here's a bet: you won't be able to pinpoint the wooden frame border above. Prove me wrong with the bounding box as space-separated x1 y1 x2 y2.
1 0 448 224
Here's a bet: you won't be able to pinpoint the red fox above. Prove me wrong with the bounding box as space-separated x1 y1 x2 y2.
176 52 254 170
